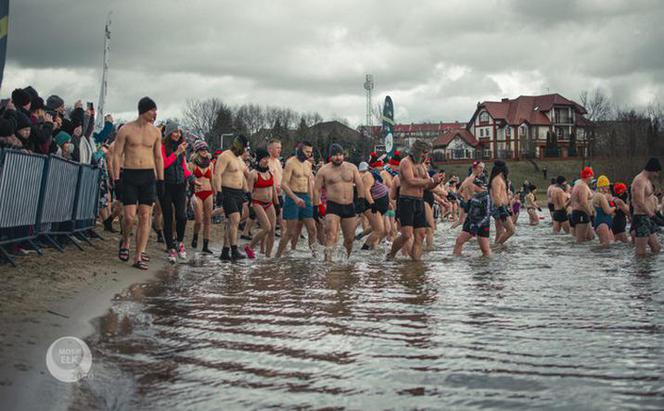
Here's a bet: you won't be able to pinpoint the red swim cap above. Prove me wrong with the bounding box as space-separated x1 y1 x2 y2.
614 182 627 195
581 166 594 179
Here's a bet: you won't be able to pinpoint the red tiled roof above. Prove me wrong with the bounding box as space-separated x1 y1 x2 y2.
433 129 479 148
477 94 589 126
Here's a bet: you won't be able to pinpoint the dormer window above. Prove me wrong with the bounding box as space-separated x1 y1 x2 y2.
479 112 489 123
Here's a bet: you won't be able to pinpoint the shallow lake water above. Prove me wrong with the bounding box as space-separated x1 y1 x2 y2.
72 216 664 410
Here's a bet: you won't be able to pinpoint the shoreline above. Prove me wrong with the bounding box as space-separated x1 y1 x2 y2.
0 228 172 410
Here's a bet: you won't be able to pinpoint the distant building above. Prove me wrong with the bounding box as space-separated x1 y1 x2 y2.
467 93 593 160
361 122 464 152
431 129 479 161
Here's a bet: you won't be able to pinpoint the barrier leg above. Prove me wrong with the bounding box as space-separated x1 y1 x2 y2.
0 246 17 267
74 231 94 246
26 239 43 256
63 234 85 251
43 235 65 252
89 230 104 241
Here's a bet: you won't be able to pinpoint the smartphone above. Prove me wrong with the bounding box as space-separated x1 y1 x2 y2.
87 101 94 110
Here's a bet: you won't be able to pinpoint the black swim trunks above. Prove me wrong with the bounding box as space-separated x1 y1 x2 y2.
121 168 156 206
548 202 555 212
462 217 490 238
222 186 246 217
553 209 569 223
630 214 655 238
397 196 428 229
366 195 389 215
326 200 356 219
423 190 435 207
612 211 627 235
570 210 590 226
492 205 511 221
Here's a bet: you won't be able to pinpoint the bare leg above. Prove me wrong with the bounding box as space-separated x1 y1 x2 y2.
324 215 341 261
340 217 356 257
276 220 299 257
411 228 427 260
453 231 472 256
387 225 414 259
249 205 272 251
135 204 152 262
203 196 213 241
478 236 492 257
303 218 317 251
122 204 137 249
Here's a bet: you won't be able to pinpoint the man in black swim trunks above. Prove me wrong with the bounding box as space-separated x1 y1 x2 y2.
630 158 662 256
550 176 571 234
570 167 595 243
386 140 443 261
490 160 515 245
313 144 365 261
214 134 250 260
112 97 164 270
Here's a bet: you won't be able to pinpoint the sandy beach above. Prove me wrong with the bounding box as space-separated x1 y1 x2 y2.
0 222 198 410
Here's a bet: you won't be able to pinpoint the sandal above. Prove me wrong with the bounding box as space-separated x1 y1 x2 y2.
140 253 151 262
118 247 129 262
132 260 149 270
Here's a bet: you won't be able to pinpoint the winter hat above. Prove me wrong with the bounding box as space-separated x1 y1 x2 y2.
11 89 31 107
15 111 32 131
329 143 344 157
556 175 567 186
46 95 65 111
193 140 208 152
613 183 627 196
23 86 39 101
358 161 369 172
163 120 179 138
138 97 157 115
0 118 15 137
597 175 610 188
644 157 662 172
54 131 72 146
30 97 45 112
70 107 85 129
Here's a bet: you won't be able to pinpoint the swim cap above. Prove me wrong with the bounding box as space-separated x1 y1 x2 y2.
581 166 594 179
597 175 609 188
358 162 369 172
613 182 627 195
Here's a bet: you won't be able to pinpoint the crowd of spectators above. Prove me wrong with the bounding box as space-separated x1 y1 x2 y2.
0 86 115 161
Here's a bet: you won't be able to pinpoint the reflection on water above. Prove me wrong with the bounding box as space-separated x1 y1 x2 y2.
72 219 664 410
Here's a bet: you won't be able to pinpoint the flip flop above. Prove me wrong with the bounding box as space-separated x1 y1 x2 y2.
132 260 149 270
118 247 129 262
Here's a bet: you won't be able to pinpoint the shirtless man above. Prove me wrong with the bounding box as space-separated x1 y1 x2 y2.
489 160 515 245
112 97 164 270
570 167 595 243
358 161 389 250
550 176 571 234
313 144 365 261
546 178 556 220
630 158 662 256
214 134 250 260
387 140 443 261
452 161 485 229
267 139 284 233
276 141 317 257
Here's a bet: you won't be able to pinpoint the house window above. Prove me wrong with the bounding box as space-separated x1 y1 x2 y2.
480 129 484 137
479 112 489 123
505 127 511 137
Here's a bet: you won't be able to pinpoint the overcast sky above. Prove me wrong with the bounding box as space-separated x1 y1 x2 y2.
3 0 664 127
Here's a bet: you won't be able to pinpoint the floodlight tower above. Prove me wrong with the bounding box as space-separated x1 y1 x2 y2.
96 12 112 130
363 74 374 129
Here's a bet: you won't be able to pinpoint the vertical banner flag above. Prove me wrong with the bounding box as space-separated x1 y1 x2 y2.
0 0 8 91
382 96 395 158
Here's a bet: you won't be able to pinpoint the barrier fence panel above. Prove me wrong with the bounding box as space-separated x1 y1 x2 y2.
72 165 101 242
0 149 48 265
38 155 80 230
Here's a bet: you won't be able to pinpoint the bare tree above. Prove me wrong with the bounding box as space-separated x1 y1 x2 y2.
182 98 226 137
579 89 612 121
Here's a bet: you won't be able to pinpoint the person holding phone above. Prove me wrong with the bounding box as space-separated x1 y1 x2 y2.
159 120 195 263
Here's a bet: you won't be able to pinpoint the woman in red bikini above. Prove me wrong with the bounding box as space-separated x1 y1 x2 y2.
188 141 215 254
244 148 279 258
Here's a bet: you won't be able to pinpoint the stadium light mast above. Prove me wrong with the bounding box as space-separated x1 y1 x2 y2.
96 12 112 130
363 74 374 130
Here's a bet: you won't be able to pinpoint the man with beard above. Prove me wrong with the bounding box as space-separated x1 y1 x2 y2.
313 143 366 261
489 160 515 245
112 97 164 270
276 141 317 257
214 134 250 261
387 140 443 261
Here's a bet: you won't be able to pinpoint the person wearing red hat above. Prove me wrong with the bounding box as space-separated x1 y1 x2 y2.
611 183 630 243
570 167 595 243
630 158 662 255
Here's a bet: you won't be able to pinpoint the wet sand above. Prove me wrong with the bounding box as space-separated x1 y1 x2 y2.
0 221 216 410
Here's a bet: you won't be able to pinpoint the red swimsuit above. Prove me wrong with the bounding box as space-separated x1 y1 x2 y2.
252 171 274 209
194 167 213 201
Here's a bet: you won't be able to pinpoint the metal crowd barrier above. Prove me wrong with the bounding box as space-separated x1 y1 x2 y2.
0 149 102 266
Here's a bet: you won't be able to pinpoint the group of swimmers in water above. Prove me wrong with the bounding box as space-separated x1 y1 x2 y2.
107 98 663 269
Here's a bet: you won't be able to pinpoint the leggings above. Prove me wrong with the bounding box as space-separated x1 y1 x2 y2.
159 182 187 250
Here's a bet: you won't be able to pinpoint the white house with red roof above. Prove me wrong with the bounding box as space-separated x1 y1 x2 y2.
467 93 592 160
431 129 479 161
